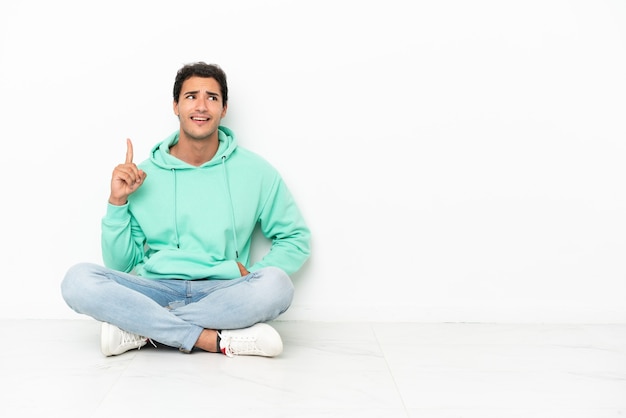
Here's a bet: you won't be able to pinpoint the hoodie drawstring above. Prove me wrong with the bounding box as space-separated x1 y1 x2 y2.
171 169 180 248
221 156 240 259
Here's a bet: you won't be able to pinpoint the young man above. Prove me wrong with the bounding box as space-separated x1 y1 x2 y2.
61 62 310 357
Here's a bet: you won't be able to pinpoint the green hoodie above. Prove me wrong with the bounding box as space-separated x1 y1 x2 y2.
101 126 311 280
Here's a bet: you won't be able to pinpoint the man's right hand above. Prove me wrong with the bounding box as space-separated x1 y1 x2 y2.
109 138 147 206
237 261 250 277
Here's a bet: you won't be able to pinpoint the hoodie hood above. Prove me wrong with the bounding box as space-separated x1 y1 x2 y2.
149 125 238 169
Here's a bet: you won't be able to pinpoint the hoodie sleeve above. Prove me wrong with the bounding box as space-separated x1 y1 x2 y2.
249 176 311 275
101 203 146 273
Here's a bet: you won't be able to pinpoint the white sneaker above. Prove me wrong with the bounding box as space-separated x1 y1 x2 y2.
100 322 148 356
218 323 283 358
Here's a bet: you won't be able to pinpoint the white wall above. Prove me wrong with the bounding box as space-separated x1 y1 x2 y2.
1 0 625 323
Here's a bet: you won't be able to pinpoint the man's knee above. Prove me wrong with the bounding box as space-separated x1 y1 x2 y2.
60 262 96 303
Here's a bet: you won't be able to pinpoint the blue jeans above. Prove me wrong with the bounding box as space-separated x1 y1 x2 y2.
61 263 295 352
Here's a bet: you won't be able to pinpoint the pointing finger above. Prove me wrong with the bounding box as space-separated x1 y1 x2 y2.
125 138 134 164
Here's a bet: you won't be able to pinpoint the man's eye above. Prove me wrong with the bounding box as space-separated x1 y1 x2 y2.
208 96 218 101
186 94 195 100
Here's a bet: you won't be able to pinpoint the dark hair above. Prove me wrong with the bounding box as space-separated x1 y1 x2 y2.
173 62 228 106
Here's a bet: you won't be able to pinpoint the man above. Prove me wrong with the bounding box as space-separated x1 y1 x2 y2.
61 62 310 357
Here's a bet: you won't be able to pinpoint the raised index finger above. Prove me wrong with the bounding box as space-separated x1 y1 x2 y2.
125 138 134 164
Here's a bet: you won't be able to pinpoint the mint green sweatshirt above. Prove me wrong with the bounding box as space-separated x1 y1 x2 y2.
101 126 311 280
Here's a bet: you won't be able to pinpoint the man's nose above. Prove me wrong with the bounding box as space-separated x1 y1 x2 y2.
196 99 208 111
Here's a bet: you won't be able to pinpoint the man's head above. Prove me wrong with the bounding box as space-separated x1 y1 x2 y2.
173 62 229 144
173 62 228 106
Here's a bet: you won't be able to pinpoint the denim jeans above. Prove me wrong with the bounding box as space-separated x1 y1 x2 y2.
61 262 295 352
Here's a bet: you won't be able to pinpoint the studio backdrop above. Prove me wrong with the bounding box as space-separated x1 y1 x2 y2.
0 0 625 323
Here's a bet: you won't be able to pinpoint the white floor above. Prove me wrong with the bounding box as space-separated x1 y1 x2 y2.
1 320 625 417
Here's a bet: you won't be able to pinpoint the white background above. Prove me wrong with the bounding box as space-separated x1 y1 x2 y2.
0 0 625 323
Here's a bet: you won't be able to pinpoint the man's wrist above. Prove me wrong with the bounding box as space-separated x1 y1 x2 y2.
108 197 127 206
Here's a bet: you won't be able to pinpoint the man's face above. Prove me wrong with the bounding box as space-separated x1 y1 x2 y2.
174 76 227 142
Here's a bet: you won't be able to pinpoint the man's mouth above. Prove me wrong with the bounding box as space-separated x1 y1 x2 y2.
191 116 209 121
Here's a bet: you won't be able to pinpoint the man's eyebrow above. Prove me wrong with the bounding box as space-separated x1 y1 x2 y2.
183 90 220 97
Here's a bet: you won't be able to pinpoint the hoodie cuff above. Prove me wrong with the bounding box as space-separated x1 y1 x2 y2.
105 202 130 221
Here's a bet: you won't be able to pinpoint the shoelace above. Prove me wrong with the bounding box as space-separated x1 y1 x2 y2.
120 331 155 350
218 333 262 358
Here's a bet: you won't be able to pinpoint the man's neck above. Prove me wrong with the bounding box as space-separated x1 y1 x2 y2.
170 135 219 166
